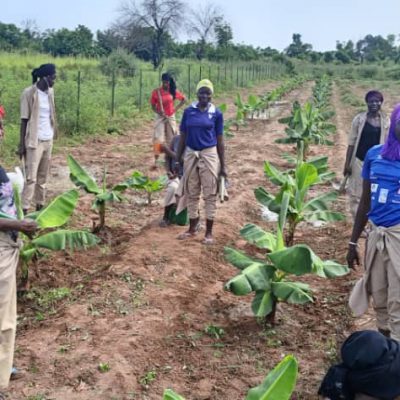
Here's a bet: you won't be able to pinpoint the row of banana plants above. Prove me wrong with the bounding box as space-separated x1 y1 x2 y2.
277 75 335 161
5 155 167 281
220 76 307 136
224 76 349 324
164 355 298 400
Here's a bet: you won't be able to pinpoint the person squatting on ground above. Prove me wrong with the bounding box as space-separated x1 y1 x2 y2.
343 91 390 220
347 104 400 341
159 134 185 227
175 79 226 245
0 151 37 396
18 63 57 215
150 73 186 167
319 330 400 400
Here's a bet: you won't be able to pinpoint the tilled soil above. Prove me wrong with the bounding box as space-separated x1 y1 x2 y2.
10 80 374 399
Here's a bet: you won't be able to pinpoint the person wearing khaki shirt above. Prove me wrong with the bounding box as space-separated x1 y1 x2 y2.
343 91 390 220
18 64 57 214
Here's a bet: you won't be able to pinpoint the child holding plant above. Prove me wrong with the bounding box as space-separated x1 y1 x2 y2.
159 134 186 227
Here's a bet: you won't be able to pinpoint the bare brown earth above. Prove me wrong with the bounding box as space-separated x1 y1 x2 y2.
9 80 382 400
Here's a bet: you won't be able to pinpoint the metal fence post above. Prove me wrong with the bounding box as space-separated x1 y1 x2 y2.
199 65 202 81
208 65 211 80
188 64 191 100
76 70 81 132
139 69 143 110
111 71 116 117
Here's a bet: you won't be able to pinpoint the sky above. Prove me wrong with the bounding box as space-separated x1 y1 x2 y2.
1 0 399 51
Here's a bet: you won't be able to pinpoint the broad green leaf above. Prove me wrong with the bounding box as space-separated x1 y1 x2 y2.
12 185 24 220
320 260 350 278
306 210 345 223
278 190 290 235
304 191 338 212
32 230 99 251
272 281 313 304
263 162 286 185
296 163 318 191
246 355 298 400
68 155 101 194
248 94 259 108
224 247 267 270
255 187 276 209
218 103 228 113
240 224 277 251
251 290 274 317
20 247 37 263
307 156 329 173
225 274 253 295
163 389 186 400
0 211 15 220
32 189 79 229
268 244 313 276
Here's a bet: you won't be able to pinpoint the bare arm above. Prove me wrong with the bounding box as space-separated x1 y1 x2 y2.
174 98 186 113
18 119 28 158
217 135 226 176
0 219 37 235
343 145 355 176
176 131 186 163
151 103 164 117
347 179 371 268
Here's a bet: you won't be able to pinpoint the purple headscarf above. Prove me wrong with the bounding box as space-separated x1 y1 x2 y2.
381 104 400 161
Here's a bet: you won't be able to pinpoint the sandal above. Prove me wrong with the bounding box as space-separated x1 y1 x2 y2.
202 237 214 245
177 231 198 240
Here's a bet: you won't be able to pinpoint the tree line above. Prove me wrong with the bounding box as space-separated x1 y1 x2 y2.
1 0 399 68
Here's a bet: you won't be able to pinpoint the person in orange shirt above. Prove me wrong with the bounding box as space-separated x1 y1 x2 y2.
150 73 186 167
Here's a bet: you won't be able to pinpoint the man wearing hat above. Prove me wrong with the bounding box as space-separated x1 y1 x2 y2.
18 63 57 214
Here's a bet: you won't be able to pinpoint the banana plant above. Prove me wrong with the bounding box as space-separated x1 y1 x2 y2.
224 193 349 324
127 171 168 205
277 101 335 161
68 155 131 232
235 93 263 121
163 355 298 400
12 188 99 281
255 160 344 246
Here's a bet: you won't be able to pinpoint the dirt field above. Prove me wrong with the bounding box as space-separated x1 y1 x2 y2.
9 79 396 399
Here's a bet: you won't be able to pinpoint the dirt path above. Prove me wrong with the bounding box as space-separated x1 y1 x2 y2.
12 80 356 400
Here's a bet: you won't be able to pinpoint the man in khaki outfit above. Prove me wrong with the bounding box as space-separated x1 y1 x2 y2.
343 91 390 220
19 63 57 215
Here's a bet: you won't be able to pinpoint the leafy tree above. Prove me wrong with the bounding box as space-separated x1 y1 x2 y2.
285 33 312 58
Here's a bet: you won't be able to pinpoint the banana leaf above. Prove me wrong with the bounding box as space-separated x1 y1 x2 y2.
304 191 338 211
306 210 345 222
268 244 314 276
272 281 313 304
31 189 79 229
312 254 350 278
163 389 186 400
264 162 287 185
251 290 274 317
32 230 99 251
246 355 298 400
224 247 267 270
295 163 318 191
68 155 101 194
20 247 37 263
240 224 277 251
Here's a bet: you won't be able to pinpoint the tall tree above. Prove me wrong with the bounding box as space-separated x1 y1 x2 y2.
285 33 312 58
117 0 185 69
187 3 222 60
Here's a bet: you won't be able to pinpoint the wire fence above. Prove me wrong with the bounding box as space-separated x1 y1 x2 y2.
1 61 287 136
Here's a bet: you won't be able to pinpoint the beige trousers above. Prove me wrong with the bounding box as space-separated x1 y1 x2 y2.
347 157 363 220
164 178 180 207
153 115 177 145
0 233 20 389
22 140 53 210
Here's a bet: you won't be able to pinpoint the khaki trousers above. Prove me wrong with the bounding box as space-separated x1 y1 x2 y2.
0 233 20 389
22 140 53 210
347 157 363 221
164 178 180 207
153 115 176 146
368 238 400 340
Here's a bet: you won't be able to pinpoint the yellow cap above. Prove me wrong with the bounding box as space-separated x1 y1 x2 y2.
196 79 214 94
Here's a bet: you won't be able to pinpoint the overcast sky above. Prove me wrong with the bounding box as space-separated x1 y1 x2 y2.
2 0 399 51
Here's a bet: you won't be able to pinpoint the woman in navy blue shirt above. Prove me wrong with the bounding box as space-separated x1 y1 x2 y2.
348 103 400 341
175 79 226 244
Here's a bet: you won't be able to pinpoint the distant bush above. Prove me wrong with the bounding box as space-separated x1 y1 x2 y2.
100 48 138 77
357 66 379 79
386 67 400 80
